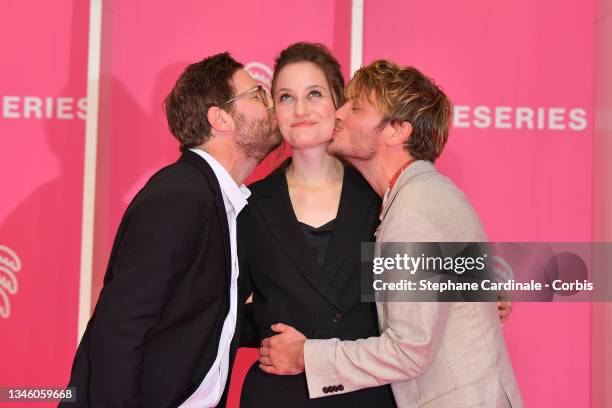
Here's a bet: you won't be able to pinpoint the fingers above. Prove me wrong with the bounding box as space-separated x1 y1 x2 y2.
497 301 511 311
258 345 274 366
261 337 272 348
498 300 512 311
258 343 274 367
271 323 290 333
497 300 512 324
259 363 299 376
259 364 282 375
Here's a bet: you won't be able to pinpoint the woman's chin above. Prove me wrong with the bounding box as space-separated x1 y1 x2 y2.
284 136 333 151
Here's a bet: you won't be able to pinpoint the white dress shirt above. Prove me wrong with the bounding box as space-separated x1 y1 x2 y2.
179 148 250 408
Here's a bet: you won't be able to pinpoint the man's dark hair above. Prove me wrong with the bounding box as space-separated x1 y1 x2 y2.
164 52 243 151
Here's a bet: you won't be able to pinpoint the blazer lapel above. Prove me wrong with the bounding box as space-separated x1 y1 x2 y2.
179 150 232 288
380 160 437 221
253 167 344 312
322 165 379 281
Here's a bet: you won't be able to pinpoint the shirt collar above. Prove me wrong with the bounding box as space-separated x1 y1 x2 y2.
188 148 251 214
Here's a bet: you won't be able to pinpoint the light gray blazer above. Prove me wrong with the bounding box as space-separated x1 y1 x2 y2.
303 160 523 407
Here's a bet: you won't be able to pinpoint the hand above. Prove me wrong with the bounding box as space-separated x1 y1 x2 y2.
497 290 512 324
258 323 307 375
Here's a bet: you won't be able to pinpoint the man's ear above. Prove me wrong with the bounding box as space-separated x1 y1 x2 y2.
385 121 412 147
207 106 234 133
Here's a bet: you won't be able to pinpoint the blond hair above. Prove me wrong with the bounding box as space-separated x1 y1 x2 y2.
346 60 452 162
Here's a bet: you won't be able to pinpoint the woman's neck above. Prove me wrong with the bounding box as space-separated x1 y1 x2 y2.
286 146 343 187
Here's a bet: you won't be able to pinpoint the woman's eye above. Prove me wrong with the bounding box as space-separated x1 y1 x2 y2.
308 90 323 98
278 93 292 102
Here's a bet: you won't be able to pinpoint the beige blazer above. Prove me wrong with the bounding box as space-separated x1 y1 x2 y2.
303 161 523 407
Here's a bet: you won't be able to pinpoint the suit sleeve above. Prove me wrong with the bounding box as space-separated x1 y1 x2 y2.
237 251 259 348
304 214 450 399
88 182 209 406
239 303 260 348
237 215 260 348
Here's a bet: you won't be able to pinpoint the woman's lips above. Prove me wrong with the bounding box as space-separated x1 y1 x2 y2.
291 121 317 127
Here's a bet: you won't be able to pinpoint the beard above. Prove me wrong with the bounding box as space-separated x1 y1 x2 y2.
232 110 282 163
326 128 378 163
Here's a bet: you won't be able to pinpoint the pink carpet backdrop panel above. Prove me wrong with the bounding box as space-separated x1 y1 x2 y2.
94 1 352 406
0 0 89 406
363 0 593 406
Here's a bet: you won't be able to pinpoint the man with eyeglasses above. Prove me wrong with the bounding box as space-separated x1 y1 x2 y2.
61 53 280 408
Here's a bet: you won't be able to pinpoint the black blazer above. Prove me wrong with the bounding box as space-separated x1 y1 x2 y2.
238 162 396 407
61 150 240 408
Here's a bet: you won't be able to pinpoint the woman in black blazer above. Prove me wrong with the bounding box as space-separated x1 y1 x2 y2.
238 43 396 407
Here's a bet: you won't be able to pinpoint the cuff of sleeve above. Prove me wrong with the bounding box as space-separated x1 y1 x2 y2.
304 338 339 399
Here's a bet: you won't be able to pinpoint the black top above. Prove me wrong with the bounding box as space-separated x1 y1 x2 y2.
62 150 242 408
299 219 336 269
238 159 396 407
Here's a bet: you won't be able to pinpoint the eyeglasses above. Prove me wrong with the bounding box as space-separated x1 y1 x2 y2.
222 85 269 108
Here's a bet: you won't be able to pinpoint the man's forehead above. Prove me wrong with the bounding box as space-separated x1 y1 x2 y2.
348 91 379 109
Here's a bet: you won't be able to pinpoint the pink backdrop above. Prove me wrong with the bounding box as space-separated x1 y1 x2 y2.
361 0 593 406
0 1 89 407
0 0 597 407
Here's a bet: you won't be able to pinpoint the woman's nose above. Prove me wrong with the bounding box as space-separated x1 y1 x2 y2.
294 97 309 117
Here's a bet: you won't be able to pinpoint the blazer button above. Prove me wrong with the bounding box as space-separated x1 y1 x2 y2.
322 386 329 394
332 312 343 323
338 384 344 391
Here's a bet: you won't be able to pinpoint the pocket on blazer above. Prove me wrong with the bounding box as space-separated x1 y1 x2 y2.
419 380 493 408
